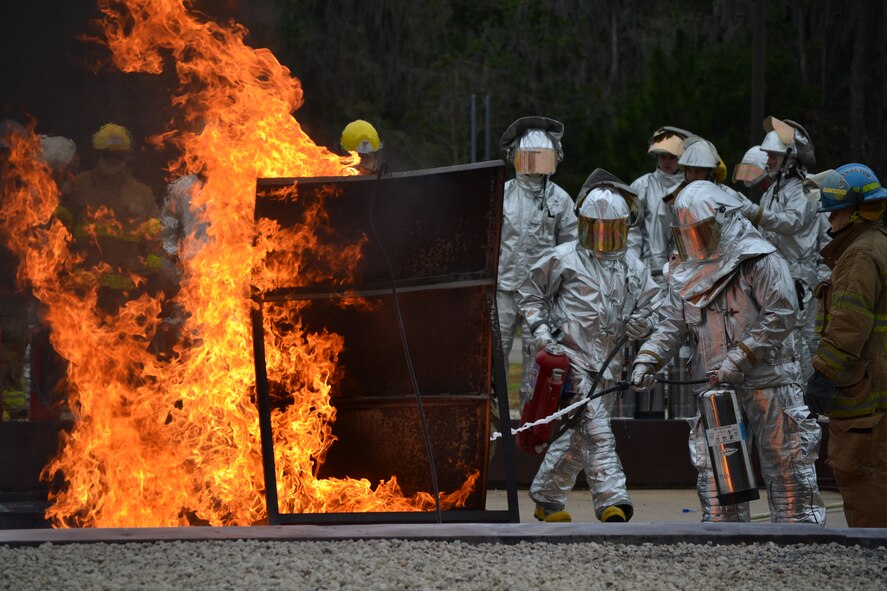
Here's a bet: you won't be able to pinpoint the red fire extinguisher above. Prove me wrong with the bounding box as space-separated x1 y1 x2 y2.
516 343 570 454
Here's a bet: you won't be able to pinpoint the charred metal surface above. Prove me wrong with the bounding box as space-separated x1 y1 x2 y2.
252 161 519 524
255 162 503 289
317 395 488 507
273 287 490 399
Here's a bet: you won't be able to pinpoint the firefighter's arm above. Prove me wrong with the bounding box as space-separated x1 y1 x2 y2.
517 250 563 344
746 181 813 235
555 196 578 245
625 178 647 261
728 255 797 373
812 251 879 386
634 286 687 372
626 259 662 340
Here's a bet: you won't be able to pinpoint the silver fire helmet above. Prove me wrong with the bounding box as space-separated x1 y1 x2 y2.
513 129 558 175
733 145 768 187
576 187 632 253
678 136 720 169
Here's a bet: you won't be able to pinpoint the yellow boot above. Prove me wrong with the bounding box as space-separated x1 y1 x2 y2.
601 505 627 523
534 504 572 522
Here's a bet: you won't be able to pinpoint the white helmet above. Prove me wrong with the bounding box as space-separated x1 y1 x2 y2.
40 135 77 171
677 136 719 169
671 181 744 261
732 145 768 187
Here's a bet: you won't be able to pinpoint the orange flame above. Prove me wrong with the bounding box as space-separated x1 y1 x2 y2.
0 0 477 528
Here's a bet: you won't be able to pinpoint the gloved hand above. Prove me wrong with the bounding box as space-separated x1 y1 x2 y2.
736 193 759 220
532 324 556 353
626 316 654 340
630 363 656 392
715 356 745 385
806 371 837 416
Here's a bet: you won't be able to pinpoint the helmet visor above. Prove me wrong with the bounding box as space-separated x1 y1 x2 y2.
648 134 684 157
732 162 766 184
672 216 721 261
514 148 556 175
578 215 629 252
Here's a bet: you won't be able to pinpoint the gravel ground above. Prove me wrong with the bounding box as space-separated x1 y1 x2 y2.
1 539 885 590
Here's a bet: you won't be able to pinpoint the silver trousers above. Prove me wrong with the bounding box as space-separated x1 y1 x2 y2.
497 289 535 409
529 377 633 519
688 383 825 523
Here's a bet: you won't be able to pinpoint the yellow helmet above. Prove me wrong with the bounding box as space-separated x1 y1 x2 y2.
340 119 382 154
715 157 728 184
92 123 132 152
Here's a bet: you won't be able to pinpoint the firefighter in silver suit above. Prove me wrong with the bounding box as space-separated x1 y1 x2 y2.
630 180 826 524
627 126 691 282
520 169 661 522
737 117 822 381
497 117 577 410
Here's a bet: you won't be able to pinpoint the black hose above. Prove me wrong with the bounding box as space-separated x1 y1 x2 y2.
653 374 710 386
550 334 628 441
549 348 711 443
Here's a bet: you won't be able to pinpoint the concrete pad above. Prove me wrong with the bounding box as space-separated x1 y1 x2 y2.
485 487 849 527
2 488 880 549
0 520 884 549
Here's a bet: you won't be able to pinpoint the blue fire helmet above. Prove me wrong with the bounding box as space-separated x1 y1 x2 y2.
810 170 855 212
836 163 887 204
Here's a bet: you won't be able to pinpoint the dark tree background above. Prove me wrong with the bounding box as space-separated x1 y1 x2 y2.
277 0 887 196
1 0 885 198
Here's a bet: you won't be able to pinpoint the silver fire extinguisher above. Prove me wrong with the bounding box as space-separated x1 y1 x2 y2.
700 386 760 505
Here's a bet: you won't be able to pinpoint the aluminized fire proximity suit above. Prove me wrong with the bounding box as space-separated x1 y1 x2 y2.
521 170 661 522
739 174 822 381
498 117 577 408
627 167 684 278
738 117 822 381
627 126 691 281
632 181 825 523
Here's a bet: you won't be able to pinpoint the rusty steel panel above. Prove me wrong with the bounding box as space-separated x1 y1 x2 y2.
255 161 504 287
252 161 508 520
317 395 489 509
275 286 492 399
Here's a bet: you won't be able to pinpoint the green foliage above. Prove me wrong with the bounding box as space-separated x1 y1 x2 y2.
275 0 886 193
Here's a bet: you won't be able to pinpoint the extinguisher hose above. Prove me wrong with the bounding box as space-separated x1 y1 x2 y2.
551 342 711 441
653 375 711 385
490 381 630 442
554 334 629 436
551 335 628 441
490 374 713 443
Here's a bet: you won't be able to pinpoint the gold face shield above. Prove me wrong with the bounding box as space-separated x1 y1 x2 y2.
513 148 557 175
578 215 629 252
672 216 721 261
732 162 767 185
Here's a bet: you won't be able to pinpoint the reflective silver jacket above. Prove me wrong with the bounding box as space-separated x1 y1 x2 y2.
744 176 821 288
497 178 577 291
519 243 662 381
640 250 801 388
627 168 684 274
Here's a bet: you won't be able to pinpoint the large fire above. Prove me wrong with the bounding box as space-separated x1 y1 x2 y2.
0 0 477 527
